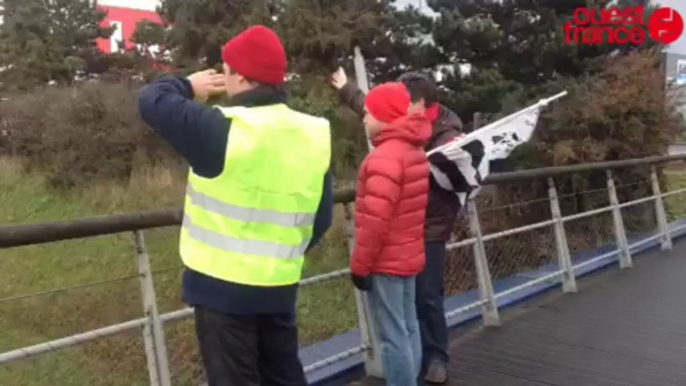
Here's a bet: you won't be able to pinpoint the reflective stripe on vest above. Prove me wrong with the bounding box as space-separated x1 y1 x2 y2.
186 184 316 227
183 215 310 259
179 104 331 286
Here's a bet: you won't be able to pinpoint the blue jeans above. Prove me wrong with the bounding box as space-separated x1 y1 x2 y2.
416 240 449 370
368 274 422 386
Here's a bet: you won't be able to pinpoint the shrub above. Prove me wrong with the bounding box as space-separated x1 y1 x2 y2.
0 76 370 188
0 82 180 188
486 50 682 219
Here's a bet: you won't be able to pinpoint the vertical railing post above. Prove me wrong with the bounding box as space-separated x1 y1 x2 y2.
353 46 374 153
607 170 632 268
651 165 673 251
349 46 383 377
139 270 161 386
134 230 172 386
353 46 370 94
344 203 383 377
467 200 500 326
548 178 577 293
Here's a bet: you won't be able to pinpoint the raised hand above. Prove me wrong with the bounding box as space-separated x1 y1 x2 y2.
331 67 348 90
187 69 226 102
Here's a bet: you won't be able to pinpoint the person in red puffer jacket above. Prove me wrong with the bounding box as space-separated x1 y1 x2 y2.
351 82 431 386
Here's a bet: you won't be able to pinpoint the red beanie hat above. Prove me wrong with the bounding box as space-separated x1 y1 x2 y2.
365 82 411 124
221 25 287 85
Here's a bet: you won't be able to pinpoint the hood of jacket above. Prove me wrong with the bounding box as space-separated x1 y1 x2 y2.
372 113 432 148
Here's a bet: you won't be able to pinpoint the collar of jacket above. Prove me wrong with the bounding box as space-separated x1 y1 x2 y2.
227 85 287 108
434 104 464 133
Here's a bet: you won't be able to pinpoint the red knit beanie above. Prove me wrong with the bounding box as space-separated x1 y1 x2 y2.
221 25 287 85
365 82 411 124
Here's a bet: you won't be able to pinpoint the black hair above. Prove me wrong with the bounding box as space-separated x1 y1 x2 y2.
397 72 438 107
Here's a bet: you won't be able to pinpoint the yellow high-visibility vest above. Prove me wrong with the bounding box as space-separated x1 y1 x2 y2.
179 103 331 286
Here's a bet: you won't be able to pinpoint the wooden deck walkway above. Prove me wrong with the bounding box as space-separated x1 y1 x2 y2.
353 239 686 386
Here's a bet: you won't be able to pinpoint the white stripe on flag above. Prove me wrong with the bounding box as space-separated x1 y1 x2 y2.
427 91 567 209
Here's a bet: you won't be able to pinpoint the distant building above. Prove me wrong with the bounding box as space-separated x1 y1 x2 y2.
665 52 686 89
665 52 686 155
96 1 162 54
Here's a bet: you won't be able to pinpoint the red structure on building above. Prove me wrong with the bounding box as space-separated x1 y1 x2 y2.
96 2 162 54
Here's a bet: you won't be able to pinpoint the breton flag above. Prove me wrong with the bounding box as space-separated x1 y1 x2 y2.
428 91 568 208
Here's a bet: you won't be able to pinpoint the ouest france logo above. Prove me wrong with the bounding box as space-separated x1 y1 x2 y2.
564 5 684 45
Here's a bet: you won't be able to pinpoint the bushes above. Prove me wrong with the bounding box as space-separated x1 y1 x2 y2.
1 49 680 195
439 50 684 287
537 50 680 166
0 76 370 188
484 50 682 220
0 81 181 188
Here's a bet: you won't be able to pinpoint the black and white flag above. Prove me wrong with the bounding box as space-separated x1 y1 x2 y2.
428 91 567 208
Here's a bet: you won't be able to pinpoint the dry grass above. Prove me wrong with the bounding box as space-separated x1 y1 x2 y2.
80 164 187 211
0 156 23 178
0 157 354 386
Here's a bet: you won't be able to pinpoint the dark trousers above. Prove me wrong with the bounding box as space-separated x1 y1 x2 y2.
416 240 449 371
194 307 307 386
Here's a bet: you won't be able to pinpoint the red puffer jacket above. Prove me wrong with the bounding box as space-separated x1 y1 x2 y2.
351 113 432 277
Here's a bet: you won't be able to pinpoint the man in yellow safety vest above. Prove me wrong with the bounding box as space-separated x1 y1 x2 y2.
138 25 333 386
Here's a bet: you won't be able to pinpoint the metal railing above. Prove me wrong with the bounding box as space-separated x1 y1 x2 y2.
1 153 686 385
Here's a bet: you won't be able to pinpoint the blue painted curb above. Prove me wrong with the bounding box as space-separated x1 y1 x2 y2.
300 218 686 385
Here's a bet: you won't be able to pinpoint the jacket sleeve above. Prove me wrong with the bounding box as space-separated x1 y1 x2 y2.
425 105 464 152
305 170 334 253
337 82 366 119
138 76 229 179
427 128 460 152
351 156 402 277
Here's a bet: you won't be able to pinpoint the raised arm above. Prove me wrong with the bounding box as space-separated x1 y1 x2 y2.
138 72 229 178
331 67 366 118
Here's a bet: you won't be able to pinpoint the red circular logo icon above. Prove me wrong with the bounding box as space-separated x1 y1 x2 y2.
649 7 684 45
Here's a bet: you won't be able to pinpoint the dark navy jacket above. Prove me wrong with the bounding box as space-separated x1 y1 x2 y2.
138 76 334 315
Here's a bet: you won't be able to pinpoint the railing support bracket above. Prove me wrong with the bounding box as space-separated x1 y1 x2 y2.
607 171 633 269
468 200 501 327
651 166 673 251
134 230 172 386
548 178 577 293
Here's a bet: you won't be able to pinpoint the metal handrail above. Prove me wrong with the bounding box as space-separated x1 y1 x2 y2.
1 153 684 249
484 153 686 184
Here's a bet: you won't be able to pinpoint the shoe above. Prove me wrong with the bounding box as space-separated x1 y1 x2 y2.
424 361 448 384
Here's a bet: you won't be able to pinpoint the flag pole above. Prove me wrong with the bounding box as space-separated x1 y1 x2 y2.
539 91 568 106
478 90 568 134
353 46 374 151
348 45 383 379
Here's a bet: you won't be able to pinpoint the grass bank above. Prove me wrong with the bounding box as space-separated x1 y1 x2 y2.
0 157 355 385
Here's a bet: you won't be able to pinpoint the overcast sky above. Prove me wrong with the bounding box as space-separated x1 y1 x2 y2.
98 0 158 11
97 0 437 15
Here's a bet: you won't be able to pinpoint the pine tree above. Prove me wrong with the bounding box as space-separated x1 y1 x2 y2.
428 0 662 122
0 0 113 91
158 0 275 70
157 0 434 81
277 0 391 75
